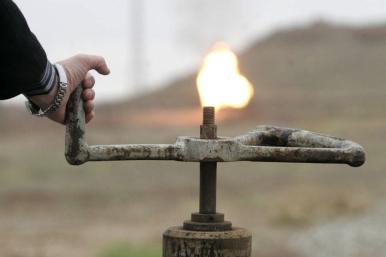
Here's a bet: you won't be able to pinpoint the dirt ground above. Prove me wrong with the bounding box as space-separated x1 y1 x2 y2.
1 22 385 257
0 112 383 257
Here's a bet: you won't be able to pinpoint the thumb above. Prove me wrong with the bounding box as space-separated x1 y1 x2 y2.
83 54 110 75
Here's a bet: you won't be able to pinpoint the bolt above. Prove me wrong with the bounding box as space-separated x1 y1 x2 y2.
203 106 215 125
200 107 217 140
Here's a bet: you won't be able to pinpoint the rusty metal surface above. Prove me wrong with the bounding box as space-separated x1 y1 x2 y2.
65 87 365 167
199 107 217 215
190 212 225 223
65 87 366 257
183 220 232 231
199 162 217 214
185 106 234 232
65 87 88 165
163 226 251 257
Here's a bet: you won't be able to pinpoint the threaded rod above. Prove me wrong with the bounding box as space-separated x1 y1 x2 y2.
199 106 217 214
203 106 215 125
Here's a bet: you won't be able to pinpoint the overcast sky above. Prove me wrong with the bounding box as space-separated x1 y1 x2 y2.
5 0 386 104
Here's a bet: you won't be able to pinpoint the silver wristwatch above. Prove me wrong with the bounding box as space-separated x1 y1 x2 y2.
25 64 68 117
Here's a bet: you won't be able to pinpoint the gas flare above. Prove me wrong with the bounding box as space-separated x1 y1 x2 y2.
196 42 254 111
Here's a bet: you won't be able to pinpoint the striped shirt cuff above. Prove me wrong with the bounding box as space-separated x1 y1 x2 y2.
24 61 57 96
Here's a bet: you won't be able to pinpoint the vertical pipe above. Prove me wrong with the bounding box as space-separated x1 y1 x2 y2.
199 107 217 214
199 162 217 213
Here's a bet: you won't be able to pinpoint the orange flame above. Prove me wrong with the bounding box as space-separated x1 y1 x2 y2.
196 42 254 111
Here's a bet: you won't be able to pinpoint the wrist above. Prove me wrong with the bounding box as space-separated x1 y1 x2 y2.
25 64 69 117
28 75 59 109
24 61 57 97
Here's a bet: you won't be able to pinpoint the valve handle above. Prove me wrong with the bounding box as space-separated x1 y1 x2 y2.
65 87 365 167
234 126 365 167
65 86 88 165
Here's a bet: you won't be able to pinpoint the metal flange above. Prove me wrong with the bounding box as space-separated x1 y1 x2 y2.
163 226 251 257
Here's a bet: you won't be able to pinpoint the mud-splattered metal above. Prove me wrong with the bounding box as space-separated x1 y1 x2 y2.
64 87 365 257
65 87 365 167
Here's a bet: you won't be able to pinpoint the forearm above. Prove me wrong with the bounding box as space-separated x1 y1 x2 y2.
0 0 110 125
0 0 56 100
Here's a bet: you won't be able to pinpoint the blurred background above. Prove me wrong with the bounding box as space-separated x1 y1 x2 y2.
0 0 386 256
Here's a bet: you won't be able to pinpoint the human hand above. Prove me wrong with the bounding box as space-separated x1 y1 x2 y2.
28 54 110 124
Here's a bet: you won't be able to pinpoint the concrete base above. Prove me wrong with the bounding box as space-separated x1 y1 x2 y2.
163 226 251 257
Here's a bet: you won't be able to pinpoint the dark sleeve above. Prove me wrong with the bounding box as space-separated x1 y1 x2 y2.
0 0 56 100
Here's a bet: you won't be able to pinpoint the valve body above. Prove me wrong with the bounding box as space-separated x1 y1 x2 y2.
65 87 365 257
163 227 251 257
163 107 252 257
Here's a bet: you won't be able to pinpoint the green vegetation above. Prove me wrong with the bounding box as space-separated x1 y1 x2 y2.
97 242 161 257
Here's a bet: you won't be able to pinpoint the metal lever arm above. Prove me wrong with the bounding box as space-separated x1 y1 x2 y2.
233 126 365 167
65 87 365 167
65 87 178 165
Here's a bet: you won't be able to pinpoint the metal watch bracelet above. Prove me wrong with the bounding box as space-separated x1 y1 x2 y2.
25 64 68 117
26 82 67 117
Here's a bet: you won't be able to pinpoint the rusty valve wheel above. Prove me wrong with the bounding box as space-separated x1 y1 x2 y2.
65 87 365 167
64 87 365 257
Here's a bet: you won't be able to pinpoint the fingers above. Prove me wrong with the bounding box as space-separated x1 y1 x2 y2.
82 88 95 101
56 53 110 125
85 111 95 124
83 100 94 113
82 73 95 89
82 73 95 100
82 73 96 123
79 54 110 75
83 99 95 123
